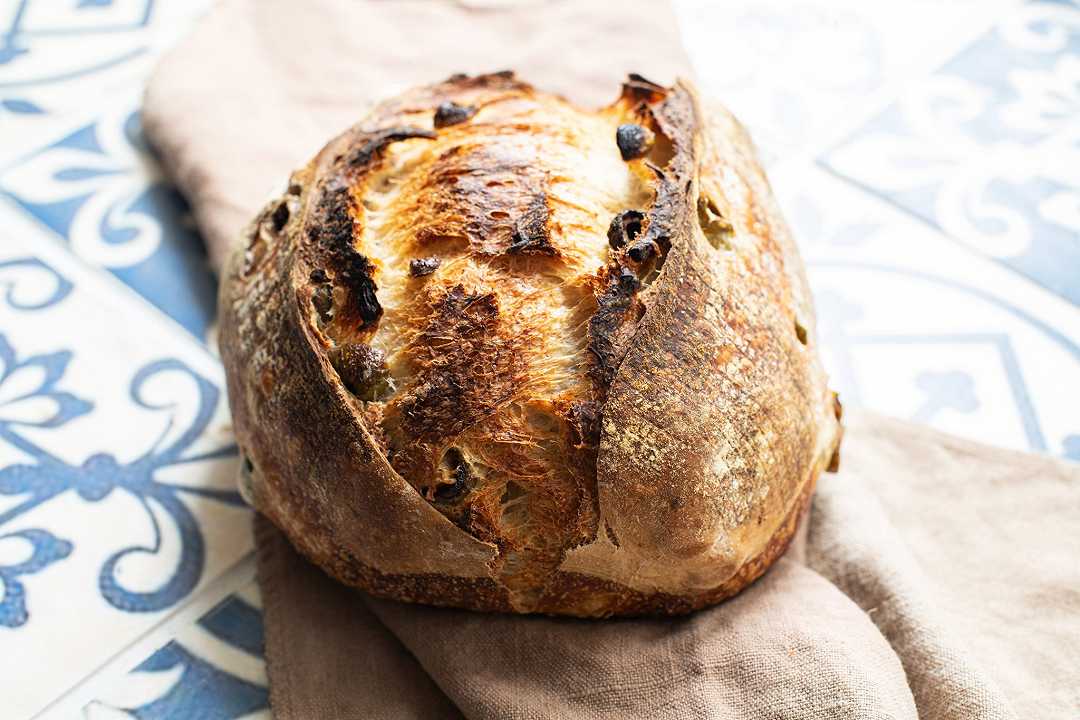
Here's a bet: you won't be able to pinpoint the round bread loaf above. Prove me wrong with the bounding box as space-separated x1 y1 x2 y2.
220 72 842 617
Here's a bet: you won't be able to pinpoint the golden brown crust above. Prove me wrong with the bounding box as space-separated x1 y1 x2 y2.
220 72 842 617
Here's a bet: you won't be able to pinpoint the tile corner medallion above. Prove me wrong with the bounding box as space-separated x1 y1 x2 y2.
773 166 1080 460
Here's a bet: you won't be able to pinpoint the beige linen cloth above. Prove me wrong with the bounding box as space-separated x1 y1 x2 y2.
143 2 1080 717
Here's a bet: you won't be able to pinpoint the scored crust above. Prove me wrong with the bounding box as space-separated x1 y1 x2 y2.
220 72 843 618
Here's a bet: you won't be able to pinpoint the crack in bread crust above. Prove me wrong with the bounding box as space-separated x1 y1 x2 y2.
220 72 843 617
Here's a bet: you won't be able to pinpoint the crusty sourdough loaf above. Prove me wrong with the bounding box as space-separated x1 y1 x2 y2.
220 71 842 617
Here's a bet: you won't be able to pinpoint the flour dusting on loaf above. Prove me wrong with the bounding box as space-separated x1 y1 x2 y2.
220 72 842 617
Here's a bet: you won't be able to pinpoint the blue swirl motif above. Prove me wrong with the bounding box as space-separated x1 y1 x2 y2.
0 258 80 625
85 593 268 719
0 340 242 625
0 322 90 626
0 0 151 117
821 0 1080 305
0 529 72 627
0 111 218 338
0 257 74 310
812 261 1080 456
0 257 239 626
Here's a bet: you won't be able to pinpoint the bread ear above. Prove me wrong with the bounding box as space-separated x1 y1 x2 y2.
586 82 840 590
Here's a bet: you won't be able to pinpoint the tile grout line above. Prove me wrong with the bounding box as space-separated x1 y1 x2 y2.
29 549 258 720
0 194 221 363
812 159 1080 312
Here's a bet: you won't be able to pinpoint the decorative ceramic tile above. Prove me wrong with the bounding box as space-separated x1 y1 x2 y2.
822 0 1080 305
2 1 1078 718
82 582 269 720
0 211 250 719
673 0 1012 160
0 0 215 152
775 165 1080 458
0 100 218 341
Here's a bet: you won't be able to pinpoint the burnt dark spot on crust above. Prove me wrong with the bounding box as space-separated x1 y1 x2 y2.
434 101 477 128
622 72 668 104
308 187 357 267
347 126 436 169
311 285 333 323
287 182 302 195
434 448 472 502
409 256 441 277
271 201 290 232
307 186 383 329
607 210 645 249
630 166 679 268
617 267 641 293
587 271 646 390
566 401 601 448
382 282 527 486
508 194 555 256
328 343 394 401
389 285 505 442
615 123 655 161
627 240 655 263
587 80 698 394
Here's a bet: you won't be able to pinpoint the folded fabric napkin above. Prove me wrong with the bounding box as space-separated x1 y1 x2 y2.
143 2 1080 717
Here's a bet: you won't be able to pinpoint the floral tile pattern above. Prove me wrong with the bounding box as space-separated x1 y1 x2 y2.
821 0 1080 305
0 219 251 719
771 165 1080 458
0 102 217 340
0 1 1078 718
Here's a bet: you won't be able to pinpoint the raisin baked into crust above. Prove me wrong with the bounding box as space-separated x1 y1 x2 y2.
220 72 842 618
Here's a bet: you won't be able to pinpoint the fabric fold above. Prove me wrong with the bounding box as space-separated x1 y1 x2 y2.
251 411 1080 719
365 559 919 720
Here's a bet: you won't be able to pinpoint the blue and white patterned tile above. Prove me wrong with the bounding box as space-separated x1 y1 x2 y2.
83 582 269 720
0 0 215 152
0 99 218 342
822 0 1080 305
0 211 250 719
773 165 1080 458
673 0 1012 161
